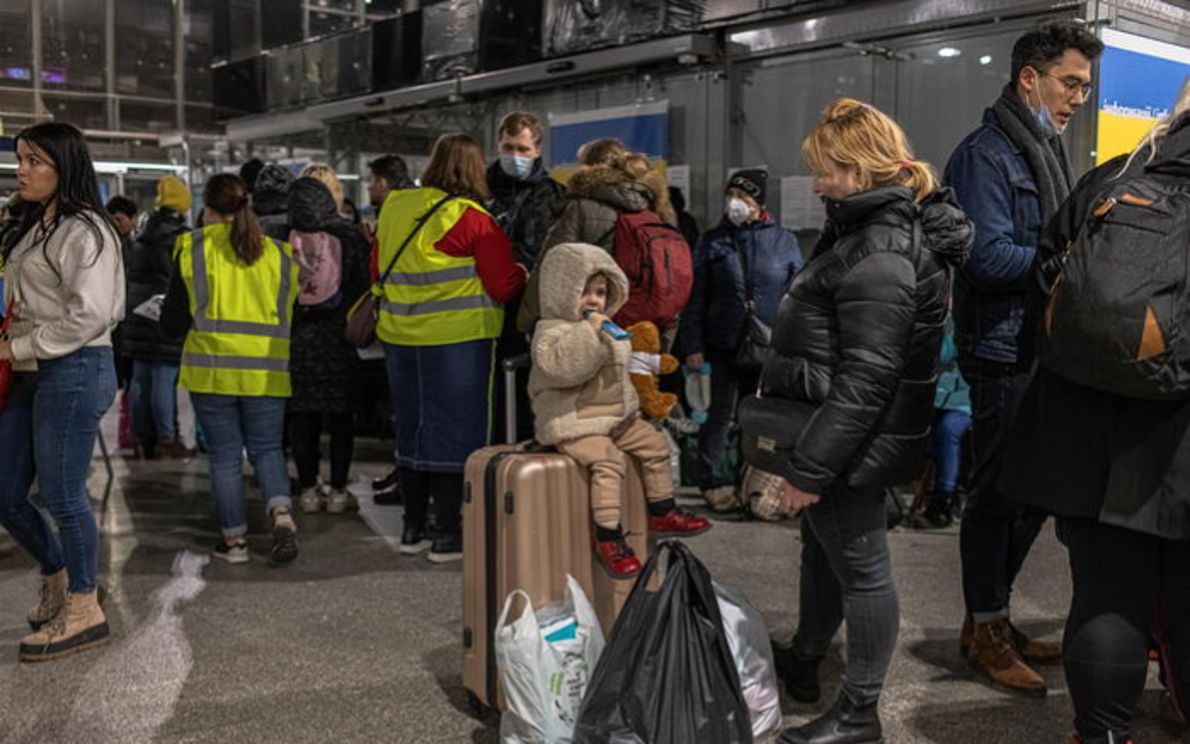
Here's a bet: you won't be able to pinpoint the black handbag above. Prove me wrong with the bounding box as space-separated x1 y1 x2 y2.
732 234 772 375
737 394 815 485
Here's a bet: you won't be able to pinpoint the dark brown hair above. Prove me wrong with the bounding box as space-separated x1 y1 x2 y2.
421 133 491 202
497 111 544 146
203 173 264 265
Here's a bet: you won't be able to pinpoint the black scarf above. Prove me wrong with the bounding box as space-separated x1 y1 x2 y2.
992 83 1074 223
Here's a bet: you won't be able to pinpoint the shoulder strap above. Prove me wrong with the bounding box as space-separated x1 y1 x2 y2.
375 195 456 286
730 229 755 308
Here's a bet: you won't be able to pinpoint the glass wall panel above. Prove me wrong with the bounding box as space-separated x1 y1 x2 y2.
120 100 177 132
310 10 358 37
185 104 218 134
0 0 32 88
186 0 215 103
43 95 108 130
116 0 176 98
41 0 106 92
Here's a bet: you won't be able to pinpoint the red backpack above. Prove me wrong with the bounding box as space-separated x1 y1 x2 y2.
609 210 693 330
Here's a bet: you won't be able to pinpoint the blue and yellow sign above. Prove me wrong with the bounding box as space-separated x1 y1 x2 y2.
1096 29 1190 165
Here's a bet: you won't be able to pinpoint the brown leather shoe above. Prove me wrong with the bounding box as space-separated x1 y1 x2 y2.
1009 620 1062 664
967 619 1047 697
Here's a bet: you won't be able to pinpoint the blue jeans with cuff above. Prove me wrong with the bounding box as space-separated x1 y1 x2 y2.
191 394 291 539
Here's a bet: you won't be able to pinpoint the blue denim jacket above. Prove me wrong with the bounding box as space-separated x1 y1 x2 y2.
943 108 1042 364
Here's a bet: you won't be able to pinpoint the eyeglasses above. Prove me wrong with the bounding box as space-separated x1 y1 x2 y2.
1042 72 1093 100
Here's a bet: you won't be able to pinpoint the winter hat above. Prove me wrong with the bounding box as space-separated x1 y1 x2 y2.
254 164 294 198
156 175 192 213
727 169 767 206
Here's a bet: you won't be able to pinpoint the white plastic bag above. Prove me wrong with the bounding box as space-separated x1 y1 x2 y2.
496 575 606 744
683 363 713 425
715 581 782 740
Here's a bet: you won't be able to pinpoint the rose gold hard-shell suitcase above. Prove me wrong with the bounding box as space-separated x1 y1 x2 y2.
461 357 648 714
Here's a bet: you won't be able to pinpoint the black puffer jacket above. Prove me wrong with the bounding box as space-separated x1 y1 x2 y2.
760 186 972 493
120 207 188 363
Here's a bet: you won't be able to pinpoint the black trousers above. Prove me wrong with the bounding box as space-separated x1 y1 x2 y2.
289 411 354 490
958 359 1047 620
1061 516 1190 741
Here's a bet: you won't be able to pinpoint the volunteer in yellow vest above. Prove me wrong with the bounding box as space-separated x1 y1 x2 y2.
160 173 301 567
375 133 526 562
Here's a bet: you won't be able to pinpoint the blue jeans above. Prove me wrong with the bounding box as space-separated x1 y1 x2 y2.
934 409 972 494
191 394 291 539
793 486 899 707
130 359 179 446
0 348 117 594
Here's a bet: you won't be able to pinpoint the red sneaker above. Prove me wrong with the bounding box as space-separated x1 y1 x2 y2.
648 508 712 537
595 537 642 579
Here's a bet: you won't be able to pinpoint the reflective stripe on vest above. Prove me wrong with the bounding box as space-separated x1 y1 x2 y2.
178 225 299 397
375 188 504 347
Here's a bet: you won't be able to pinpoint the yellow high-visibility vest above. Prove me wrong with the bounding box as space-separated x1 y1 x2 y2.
177 223 299 397
375 187 503 346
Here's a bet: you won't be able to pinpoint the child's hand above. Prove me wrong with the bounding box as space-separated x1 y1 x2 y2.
586 312 610 331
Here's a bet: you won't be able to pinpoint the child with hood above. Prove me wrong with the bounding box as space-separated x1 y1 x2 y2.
529 242 711 578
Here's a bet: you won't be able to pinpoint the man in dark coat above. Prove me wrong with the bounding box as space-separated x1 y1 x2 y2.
943 22 1103 695
486 111 565 441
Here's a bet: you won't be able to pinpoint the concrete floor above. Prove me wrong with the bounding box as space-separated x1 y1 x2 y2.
0 438 1186 744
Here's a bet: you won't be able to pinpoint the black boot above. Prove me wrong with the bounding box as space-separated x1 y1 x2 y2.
779 692 883 744
913 491 954 529
774 645 822 703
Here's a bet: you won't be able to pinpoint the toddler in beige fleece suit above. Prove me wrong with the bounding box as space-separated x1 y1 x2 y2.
528 242 710 578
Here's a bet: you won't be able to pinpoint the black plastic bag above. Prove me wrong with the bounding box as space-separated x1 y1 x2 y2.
574 540 754 744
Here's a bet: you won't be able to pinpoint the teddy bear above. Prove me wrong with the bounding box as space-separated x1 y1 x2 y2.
626 321 680 421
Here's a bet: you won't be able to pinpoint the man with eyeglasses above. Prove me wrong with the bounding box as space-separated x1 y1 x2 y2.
943 22 1103 697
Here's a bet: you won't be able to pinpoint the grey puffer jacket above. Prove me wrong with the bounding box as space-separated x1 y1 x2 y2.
517 165 675 334
760 186 972 494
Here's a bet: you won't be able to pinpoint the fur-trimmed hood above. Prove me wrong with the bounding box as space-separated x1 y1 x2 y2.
536 242 629 323
566 165 676 225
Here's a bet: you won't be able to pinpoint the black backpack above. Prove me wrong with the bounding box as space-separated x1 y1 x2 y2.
1038 173 1190 400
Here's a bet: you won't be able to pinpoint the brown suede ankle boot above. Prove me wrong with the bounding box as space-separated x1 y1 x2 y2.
19 591 110 662
967 619 1047 697
27 569 67 631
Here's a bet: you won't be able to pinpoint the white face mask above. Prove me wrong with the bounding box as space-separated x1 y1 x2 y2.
725 197 751 226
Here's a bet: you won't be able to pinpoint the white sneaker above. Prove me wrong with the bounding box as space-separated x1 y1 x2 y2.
298 487 324 514
325 488 358 514
212 539 250 564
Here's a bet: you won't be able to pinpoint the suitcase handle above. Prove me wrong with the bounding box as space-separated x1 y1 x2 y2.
503 354 531 445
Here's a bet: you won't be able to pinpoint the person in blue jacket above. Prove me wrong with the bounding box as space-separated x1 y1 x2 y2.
679 169 802 511
916 316 971 529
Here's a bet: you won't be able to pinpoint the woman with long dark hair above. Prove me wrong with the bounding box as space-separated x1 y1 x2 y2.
160 174 300 567
0 122 124 662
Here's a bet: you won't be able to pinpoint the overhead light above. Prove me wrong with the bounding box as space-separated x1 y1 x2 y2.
980 55 993 65
937 47 962 58
92 161 188 175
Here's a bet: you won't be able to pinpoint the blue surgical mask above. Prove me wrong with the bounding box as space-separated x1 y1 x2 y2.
499 154 534 180
1030 85 1061 138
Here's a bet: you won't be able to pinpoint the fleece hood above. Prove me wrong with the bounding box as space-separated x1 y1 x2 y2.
536 242 629 322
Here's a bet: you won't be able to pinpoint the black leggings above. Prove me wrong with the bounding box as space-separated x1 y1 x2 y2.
1061 516 1190 741
289 411 355 490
